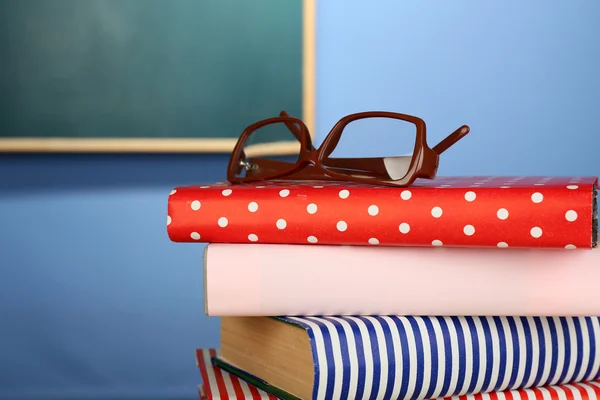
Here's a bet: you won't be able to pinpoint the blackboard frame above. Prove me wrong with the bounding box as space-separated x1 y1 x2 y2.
0 0 315 155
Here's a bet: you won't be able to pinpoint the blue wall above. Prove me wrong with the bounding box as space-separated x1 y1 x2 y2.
0 154 223 400
314 1 599 177
1 2 599 399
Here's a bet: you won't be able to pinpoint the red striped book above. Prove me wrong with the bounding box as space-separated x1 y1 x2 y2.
196 348 600 400
197 348 278 400
167 176 598 249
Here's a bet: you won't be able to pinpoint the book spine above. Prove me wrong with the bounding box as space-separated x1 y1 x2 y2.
204 244 600 316
167 182 597 249
283 316 600 400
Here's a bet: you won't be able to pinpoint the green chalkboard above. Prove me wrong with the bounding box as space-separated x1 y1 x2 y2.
0 0 315 153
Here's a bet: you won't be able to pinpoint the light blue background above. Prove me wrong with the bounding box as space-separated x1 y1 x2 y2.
1 2 598 399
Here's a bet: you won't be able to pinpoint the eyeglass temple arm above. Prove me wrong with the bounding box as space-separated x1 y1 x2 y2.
322 124 470 169
432 125 470 155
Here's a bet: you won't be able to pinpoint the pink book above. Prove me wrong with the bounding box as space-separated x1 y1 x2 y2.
204 244 600 316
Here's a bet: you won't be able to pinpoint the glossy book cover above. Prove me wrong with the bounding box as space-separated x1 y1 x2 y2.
210 316 600 400
204 244 600 317
167 176 598 249
196 348 600 400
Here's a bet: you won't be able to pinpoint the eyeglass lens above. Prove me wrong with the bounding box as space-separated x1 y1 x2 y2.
232 120 302 179
322 117 418 181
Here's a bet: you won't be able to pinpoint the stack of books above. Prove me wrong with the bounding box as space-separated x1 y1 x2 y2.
167 175 600 400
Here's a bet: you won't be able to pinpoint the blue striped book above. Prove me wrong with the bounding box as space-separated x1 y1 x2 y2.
217 316 600 400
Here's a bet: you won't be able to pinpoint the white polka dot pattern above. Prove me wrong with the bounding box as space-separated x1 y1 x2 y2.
463 224 475 236
399 222 410 234
464 191 476 202
367 205 379 216
166 176 598 249
497 208 509 220
276 219 287 229
566 210 578 222
531 192 544 203
247 202 258 212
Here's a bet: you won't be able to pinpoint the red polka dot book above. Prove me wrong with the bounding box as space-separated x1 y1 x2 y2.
167 176 598 249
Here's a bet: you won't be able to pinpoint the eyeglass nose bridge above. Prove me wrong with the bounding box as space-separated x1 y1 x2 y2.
297 149 320 165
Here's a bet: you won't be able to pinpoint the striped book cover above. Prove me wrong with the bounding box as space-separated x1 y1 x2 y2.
167 176 598 249
217 316 600 400
197 348 278 400
197 349 600 399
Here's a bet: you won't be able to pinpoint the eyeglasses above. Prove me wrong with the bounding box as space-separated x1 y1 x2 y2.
227 110 469 187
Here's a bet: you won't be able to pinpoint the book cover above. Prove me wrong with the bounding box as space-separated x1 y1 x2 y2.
167 176 598 249
218 316 600 399
204 244 600 316
197 348 278 400
196 349 600 400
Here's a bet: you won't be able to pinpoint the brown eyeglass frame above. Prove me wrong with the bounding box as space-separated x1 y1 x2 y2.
227 110 469 187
